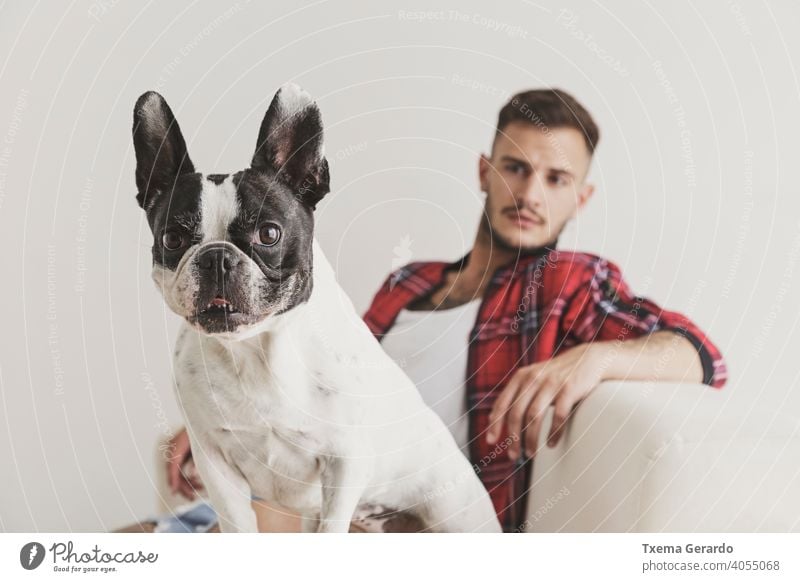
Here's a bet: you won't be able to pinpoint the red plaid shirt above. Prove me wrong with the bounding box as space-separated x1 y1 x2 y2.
362 246 728 532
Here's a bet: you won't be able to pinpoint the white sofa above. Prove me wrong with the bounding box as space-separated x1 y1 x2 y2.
152 381 800 533
525 381 800 532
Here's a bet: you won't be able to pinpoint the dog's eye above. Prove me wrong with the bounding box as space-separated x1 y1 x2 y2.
162 230 185 250
256 223 281 246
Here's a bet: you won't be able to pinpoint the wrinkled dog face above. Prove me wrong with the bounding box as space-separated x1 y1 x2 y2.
133 84 330 338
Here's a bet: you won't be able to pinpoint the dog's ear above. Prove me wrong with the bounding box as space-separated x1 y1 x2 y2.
132 91 195 210
251 83 330 210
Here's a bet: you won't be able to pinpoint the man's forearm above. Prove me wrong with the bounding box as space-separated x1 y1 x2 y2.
591 330 704 384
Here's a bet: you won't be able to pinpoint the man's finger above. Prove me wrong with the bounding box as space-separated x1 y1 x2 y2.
506 381 540 460
188 476 205 490
523 385 556 458
487 374 522 444
547 392 575 447
166 447 181 492
178 476 196 500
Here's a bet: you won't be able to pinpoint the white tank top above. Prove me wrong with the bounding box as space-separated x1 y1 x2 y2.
379 298 482 456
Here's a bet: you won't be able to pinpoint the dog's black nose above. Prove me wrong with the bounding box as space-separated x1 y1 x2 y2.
198 247 239 278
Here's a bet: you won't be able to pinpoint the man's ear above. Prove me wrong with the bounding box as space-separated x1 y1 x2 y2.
132 92 195 210
570 183 595 218
478 153 492 193
251 83 330 210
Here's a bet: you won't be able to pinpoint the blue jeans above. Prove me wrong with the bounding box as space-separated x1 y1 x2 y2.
149 496 265 532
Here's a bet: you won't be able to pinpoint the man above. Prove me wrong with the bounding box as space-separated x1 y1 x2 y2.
165 88 727 532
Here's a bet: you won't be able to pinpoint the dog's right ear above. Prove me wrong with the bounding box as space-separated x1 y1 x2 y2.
132 91 195 210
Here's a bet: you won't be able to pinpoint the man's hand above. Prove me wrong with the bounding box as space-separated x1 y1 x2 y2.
486 343 608 460
485 330 705 459
166 427 205 500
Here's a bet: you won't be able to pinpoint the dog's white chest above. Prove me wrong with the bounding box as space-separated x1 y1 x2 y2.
214 424 324 511
174 322 336 512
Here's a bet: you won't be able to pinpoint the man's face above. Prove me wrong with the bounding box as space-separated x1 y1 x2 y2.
478 121 594 252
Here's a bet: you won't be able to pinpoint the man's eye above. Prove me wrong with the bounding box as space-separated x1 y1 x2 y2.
548 174 568 187
162 230 185 250
505 163 526 176
255 223 281 246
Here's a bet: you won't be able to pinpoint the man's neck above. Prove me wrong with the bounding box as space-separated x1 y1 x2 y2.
407 232 550 311
459 238 517 292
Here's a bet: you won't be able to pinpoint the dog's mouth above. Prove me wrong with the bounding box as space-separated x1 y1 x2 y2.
199 296 240 315
190 295 260 335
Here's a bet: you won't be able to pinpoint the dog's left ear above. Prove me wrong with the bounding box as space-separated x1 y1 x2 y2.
251 83 330 210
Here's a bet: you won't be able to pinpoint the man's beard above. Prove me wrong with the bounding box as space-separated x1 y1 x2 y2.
478 210 560 256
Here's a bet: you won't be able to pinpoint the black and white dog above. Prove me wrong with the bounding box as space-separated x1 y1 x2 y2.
132 84 501 533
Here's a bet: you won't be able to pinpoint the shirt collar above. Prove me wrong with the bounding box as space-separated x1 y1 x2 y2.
442 239 558 285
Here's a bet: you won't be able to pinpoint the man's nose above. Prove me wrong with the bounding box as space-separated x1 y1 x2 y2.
519 173 547 207
197 246 240 280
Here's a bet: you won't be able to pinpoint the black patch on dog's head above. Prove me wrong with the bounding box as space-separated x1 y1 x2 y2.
146 173 203 271
227 168 316 312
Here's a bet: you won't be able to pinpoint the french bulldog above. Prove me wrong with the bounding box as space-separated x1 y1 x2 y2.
132 84 501 533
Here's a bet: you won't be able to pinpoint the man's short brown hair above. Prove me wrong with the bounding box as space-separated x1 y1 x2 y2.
496 88 599 154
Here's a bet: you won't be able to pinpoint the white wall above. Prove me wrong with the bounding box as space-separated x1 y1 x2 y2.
0 0 797 531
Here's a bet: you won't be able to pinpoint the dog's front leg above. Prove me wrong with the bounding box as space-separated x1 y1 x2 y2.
317 455 369 533
192 439 258 533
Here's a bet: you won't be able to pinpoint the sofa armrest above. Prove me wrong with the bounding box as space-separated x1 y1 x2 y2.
525 381 800 532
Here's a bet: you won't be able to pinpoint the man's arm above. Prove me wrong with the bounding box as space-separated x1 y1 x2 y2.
592 329 704 384
488 257 727 460
559 256 728 388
